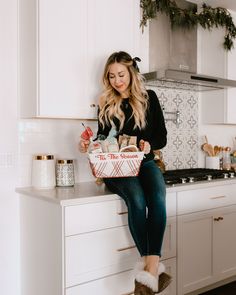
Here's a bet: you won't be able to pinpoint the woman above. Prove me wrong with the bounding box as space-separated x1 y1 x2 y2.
79 51 171 294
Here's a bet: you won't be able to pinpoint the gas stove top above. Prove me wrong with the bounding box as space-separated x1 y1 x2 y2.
163 168 235 186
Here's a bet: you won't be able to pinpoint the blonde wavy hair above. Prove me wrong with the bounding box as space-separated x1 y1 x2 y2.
98 51 148 131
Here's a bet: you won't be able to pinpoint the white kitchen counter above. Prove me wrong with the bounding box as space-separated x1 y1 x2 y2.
16 177 236 206
18 176 236 295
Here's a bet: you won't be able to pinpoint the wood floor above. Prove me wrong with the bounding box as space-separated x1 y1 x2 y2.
199 281 236 295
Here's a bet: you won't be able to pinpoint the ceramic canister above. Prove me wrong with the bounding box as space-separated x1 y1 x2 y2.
31 155 56 189
56 159 75 187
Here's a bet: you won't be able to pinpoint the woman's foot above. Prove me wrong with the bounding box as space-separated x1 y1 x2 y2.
144 255 160 277
134 260 172 294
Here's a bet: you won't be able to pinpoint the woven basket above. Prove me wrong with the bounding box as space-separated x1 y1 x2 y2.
88 152 144 178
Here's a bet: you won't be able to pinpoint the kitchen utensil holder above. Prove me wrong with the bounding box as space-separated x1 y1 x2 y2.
205 156 220 169
162 105 180 126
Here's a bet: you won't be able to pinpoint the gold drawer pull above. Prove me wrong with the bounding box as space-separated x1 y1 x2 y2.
210 195 226 200
121 292 134 295
117 245 136 252
117 211 128 215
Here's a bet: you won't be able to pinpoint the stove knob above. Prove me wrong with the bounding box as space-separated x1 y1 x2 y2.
223 173 229 179
180 178 187 184
188 177 195 183
229 172 235 178
206 175 212 181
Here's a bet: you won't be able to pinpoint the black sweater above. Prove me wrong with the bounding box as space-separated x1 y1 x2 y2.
97 89 167 161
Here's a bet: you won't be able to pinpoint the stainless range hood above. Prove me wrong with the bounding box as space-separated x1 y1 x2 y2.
143 0 236 91
143 69 236 91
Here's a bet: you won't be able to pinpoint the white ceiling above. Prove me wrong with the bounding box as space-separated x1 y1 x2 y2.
189 0 236 11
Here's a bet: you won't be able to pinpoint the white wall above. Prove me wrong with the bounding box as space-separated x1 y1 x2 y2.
0 1 19 295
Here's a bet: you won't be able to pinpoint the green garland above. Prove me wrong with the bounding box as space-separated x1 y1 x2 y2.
140 0 236 50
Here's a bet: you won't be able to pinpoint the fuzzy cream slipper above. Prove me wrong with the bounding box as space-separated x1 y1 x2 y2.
158 272 172 293
134 260 172 294
135 270 159 293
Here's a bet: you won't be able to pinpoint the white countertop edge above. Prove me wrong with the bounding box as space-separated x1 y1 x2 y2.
16 178 236 206
16 182 119 206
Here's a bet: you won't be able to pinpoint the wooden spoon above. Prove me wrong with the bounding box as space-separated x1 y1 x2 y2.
201 135 209 151
203 143 214 157
214 145 220 156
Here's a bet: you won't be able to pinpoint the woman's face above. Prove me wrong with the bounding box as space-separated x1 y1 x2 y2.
108 62 131 98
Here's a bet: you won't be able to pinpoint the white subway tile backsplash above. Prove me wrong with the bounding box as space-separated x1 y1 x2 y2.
18 119 98 185
0 153 16 168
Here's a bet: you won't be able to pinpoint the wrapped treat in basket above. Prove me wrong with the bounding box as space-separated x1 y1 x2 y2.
81 125 93 141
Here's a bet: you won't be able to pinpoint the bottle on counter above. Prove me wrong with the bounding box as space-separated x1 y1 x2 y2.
222 147 231 170
219 147 224 169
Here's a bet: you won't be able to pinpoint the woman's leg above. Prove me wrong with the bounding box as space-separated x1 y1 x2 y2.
139 160 167 276
103 176 148 256
104 165 171 293
139 160 166 256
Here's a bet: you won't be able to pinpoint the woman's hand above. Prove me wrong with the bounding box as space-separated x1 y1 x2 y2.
78 139 90 153
139 140 151 154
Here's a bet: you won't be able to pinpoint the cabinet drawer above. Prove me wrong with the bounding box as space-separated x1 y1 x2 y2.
166 192 176 217
65 225 139 287
66 269 134 295
65 217 176 287
66 257 176 295
65 199 128 235
161 217 176 260
177 183 236 215
65 192 176 236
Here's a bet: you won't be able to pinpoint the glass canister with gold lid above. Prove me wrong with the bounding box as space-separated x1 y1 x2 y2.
56 159 75 187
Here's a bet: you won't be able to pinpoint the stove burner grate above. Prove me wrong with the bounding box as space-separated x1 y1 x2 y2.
163 168 234 185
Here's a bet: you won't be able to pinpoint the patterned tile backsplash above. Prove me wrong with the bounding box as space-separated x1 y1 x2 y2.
148 82 199 170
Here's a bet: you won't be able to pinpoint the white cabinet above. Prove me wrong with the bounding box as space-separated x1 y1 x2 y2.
38 0 89 118
213 207 236 279
19 0 141 119
66 257 177 295
87 0 141 108
19 187 177 295
199 10 236 124
177 183 236 294
198 25 226 78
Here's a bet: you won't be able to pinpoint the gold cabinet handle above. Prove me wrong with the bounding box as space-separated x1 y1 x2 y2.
117 245 136 252
214 216 224 221
117 211 128 215
210 195 226 200
121 292 134 295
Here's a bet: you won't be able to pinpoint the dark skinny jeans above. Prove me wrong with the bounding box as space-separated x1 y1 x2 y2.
104 160 166 257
